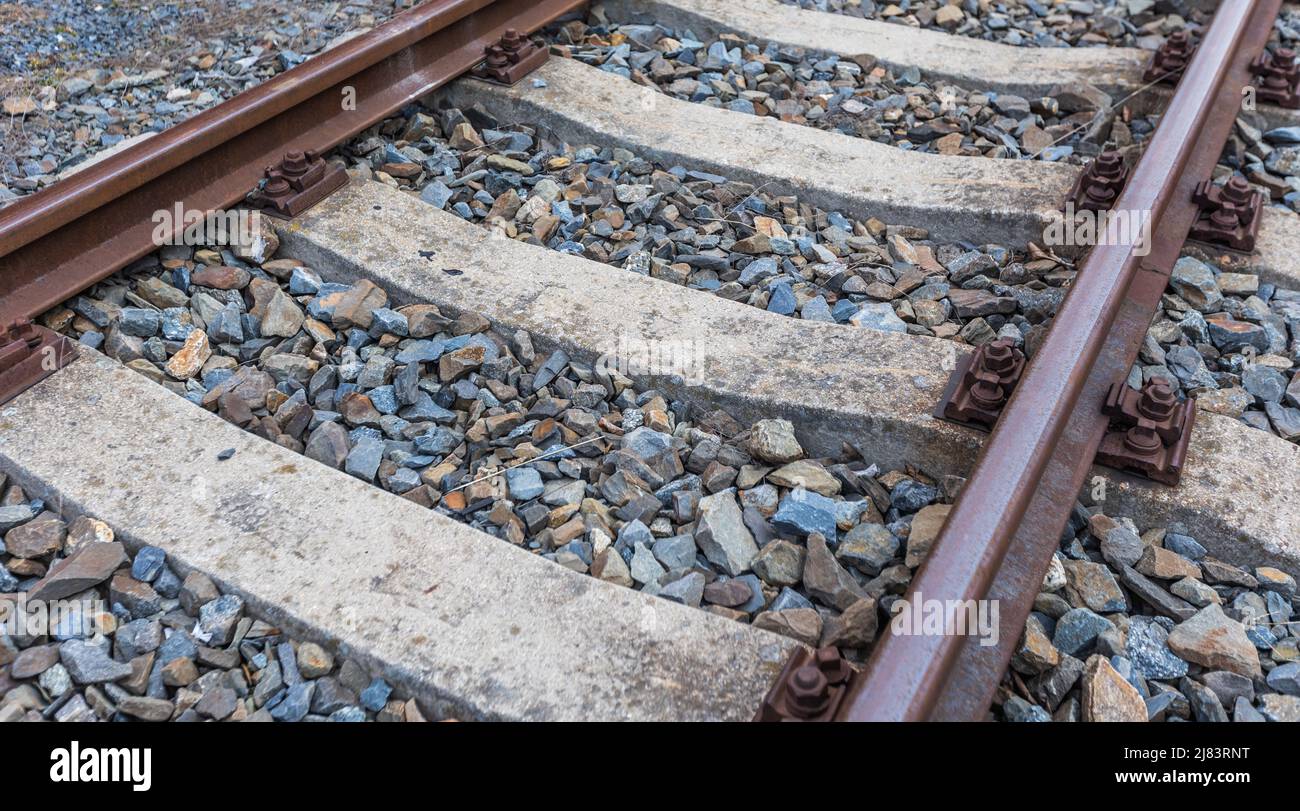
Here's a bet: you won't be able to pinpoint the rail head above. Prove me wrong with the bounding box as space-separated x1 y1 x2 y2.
831 0 1285 722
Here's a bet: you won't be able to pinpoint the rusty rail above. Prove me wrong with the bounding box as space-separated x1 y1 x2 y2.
833 0 1283 721
0 0 585 327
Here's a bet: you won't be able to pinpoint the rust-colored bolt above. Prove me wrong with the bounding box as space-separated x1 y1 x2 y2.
981 339 1018 375
1092 151 1124 180
281 150 310 176
1122 424 1163 455
264 176 291 197
813 646 851 684
787 665 832 718
500 28 528 56
1138 379 1176 422
1221 176 1252 206
484 45 510 70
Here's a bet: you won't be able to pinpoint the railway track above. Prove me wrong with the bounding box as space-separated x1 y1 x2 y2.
1 0 1299 723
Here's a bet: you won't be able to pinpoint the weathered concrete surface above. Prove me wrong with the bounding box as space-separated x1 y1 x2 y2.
602 0 1300 129
442 58 1300 288
278 179 1300 574
604 0 1147 97
0 352 796 720
285 180 978 475
442 57 1063 247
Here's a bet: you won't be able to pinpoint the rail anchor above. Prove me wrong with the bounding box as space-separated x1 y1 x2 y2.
1066 151 1129 213
0 320 78 406
1189 175 1263 252
472 29 549 85
933 338 1026 431
755 646 860 722
1095 379 1195 486
1250 47 1300 108
248 150 350 219
1143 30 1198 85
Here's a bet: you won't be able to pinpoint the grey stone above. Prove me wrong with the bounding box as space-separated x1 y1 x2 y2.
1125 615 1188 680
658 572 706 607
59 639 133 684
505 466 544 501
1266 662 1300 696
130 546 166 582
360 678 392 712
195 594 244 646
1052 607 1115 658
836 522 898 576
803 532 867 611
771 486 838 540
693 491 758 575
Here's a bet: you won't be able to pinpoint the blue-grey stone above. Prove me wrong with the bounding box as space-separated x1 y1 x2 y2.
414 427 460 456
131 546 167 583
769 586 813 612
738 257 778 285
659 571 706 606
1003 696 1051 722
197 594 244 646
1164 532 1206 560
890 479 938 513
1246 623 1276 649
420 180 454 209
1052 607 1115 657
1170 256 1223 312
1243 366 1287 403
801 295 834 322
733 573 766 614
208 302 244 344
766 281 797 316
370 308 408 337
772 487 838 540
652 535 697 570
329 706 367 722
160 308 194 340
1125 615 1188 680
119 307 160 337
270 683 314 721
1266 662 1300 696
399 393 457 423
344 439 384 481
532 349 569 390
505 466 544 500
368 385 398 414
617 519 655 550
59 639 134 684
1145 692 1176 720
1264 126 1300 144
289 267 322 296
849 302 907 332
360 678 392 711
0 504 36 532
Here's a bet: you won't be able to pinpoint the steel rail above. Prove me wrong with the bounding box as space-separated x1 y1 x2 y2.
0 0 585 326
837 0 1283 721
